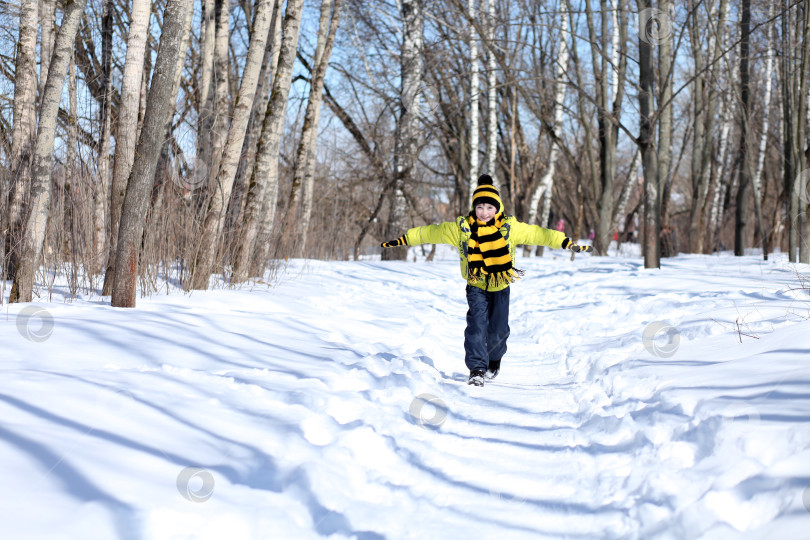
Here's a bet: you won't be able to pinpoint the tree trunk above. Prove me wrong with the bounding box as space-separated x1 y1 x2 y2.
39 0 57 102
752 4 775 260
207 0 231 183
484 0 497 180
9 0 87 303
296 0 344 257
382 0 424 262
636 0 659 268
102 0 152 296
232 0 282 229
110 0 191 307
3 0 38 279
780 0 809 262
232 0 305 281
93 0 114 273
733 0 752 256
197 0 217 169
189 0 277 289
586 0 628 256
467 0 480 205
656 1 674 235
796 0 810 263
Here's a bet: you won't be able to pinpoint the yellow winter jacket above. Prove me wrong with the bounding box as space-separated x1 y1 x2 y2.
404 216 567 291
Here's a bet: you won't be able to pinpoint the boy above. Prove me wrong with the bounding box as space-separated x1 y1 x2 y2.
381 175 591 386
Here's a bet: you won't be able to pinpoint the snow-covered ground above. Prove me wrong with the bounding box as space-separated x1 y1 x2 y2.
2 247 810 540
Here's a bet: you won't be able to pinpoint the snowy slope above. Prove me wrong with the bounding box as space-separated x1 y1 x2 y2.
2 249 810 540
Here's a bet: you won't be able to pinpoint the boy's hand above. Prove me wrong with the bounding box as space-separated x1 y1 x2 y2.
569 243 592 253
381 235 408 248
562 237 593 253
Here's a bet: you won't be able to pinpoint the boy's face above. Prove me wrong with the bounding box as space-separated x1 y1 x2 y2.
475 203 497 222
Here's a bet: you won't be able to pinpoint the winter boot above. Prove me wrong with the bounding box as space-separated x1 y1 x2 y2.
468 370 486 387
486 360 501 380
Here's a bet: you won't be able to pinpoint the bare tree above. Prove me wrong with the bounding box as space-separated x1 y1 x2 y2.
296 0 344 256
467 0 480 203
3 0 38 279
207 0 232 181
585 0 629 255
101 0 151 296
526 0 570 235
111 0 191 307
780 0 809 262
484 0 497 181
636 0 660 268
93 0 115 273
9 0 88 303
232 0 305 281
734 0 751 256
189 0 277 289
197 0 217 167
752 2 776 260
382 0 424 262
39 0 57 99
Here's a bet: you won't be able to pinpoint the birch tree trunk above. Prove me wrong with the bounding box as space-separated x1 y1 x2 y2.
612 147 641 233
111 0 191 307
297 0 344 256
197 0 217 168
231 0 305 282
233 0 282 226
484 0 497 181
207 0 231 182
3 0 38 279
382 0 424 262
101 0 152 296
467 0 480 204
39 0 57 102
752 4 774 259
9 0 87 303
189 0 277 289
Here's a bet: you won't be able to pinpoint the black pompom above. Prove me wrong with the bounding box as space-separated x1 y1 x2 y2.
477 174 493 186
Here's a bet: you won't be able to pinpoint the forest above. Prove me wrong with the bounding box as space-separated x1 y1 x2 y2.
0 0 808 308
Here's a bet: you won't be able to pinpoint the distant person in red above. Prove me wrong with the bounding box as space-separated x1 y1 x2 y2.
556 219 565 233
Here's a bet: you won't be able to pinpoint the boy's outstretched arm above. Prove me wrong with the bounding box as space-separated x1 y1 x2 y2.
381 221 460 249
513 222 593 252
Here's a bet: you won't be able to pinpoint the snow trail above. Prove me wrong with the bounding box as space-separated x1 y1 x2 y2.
2 250 809 539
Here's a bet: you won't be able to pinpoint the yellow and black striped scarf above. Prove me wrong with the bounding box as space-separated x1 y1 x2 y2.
467 213 523 288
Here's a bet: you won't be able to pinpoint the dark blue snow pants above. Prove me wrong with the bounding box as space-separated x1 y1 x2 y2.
464 284 510 372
